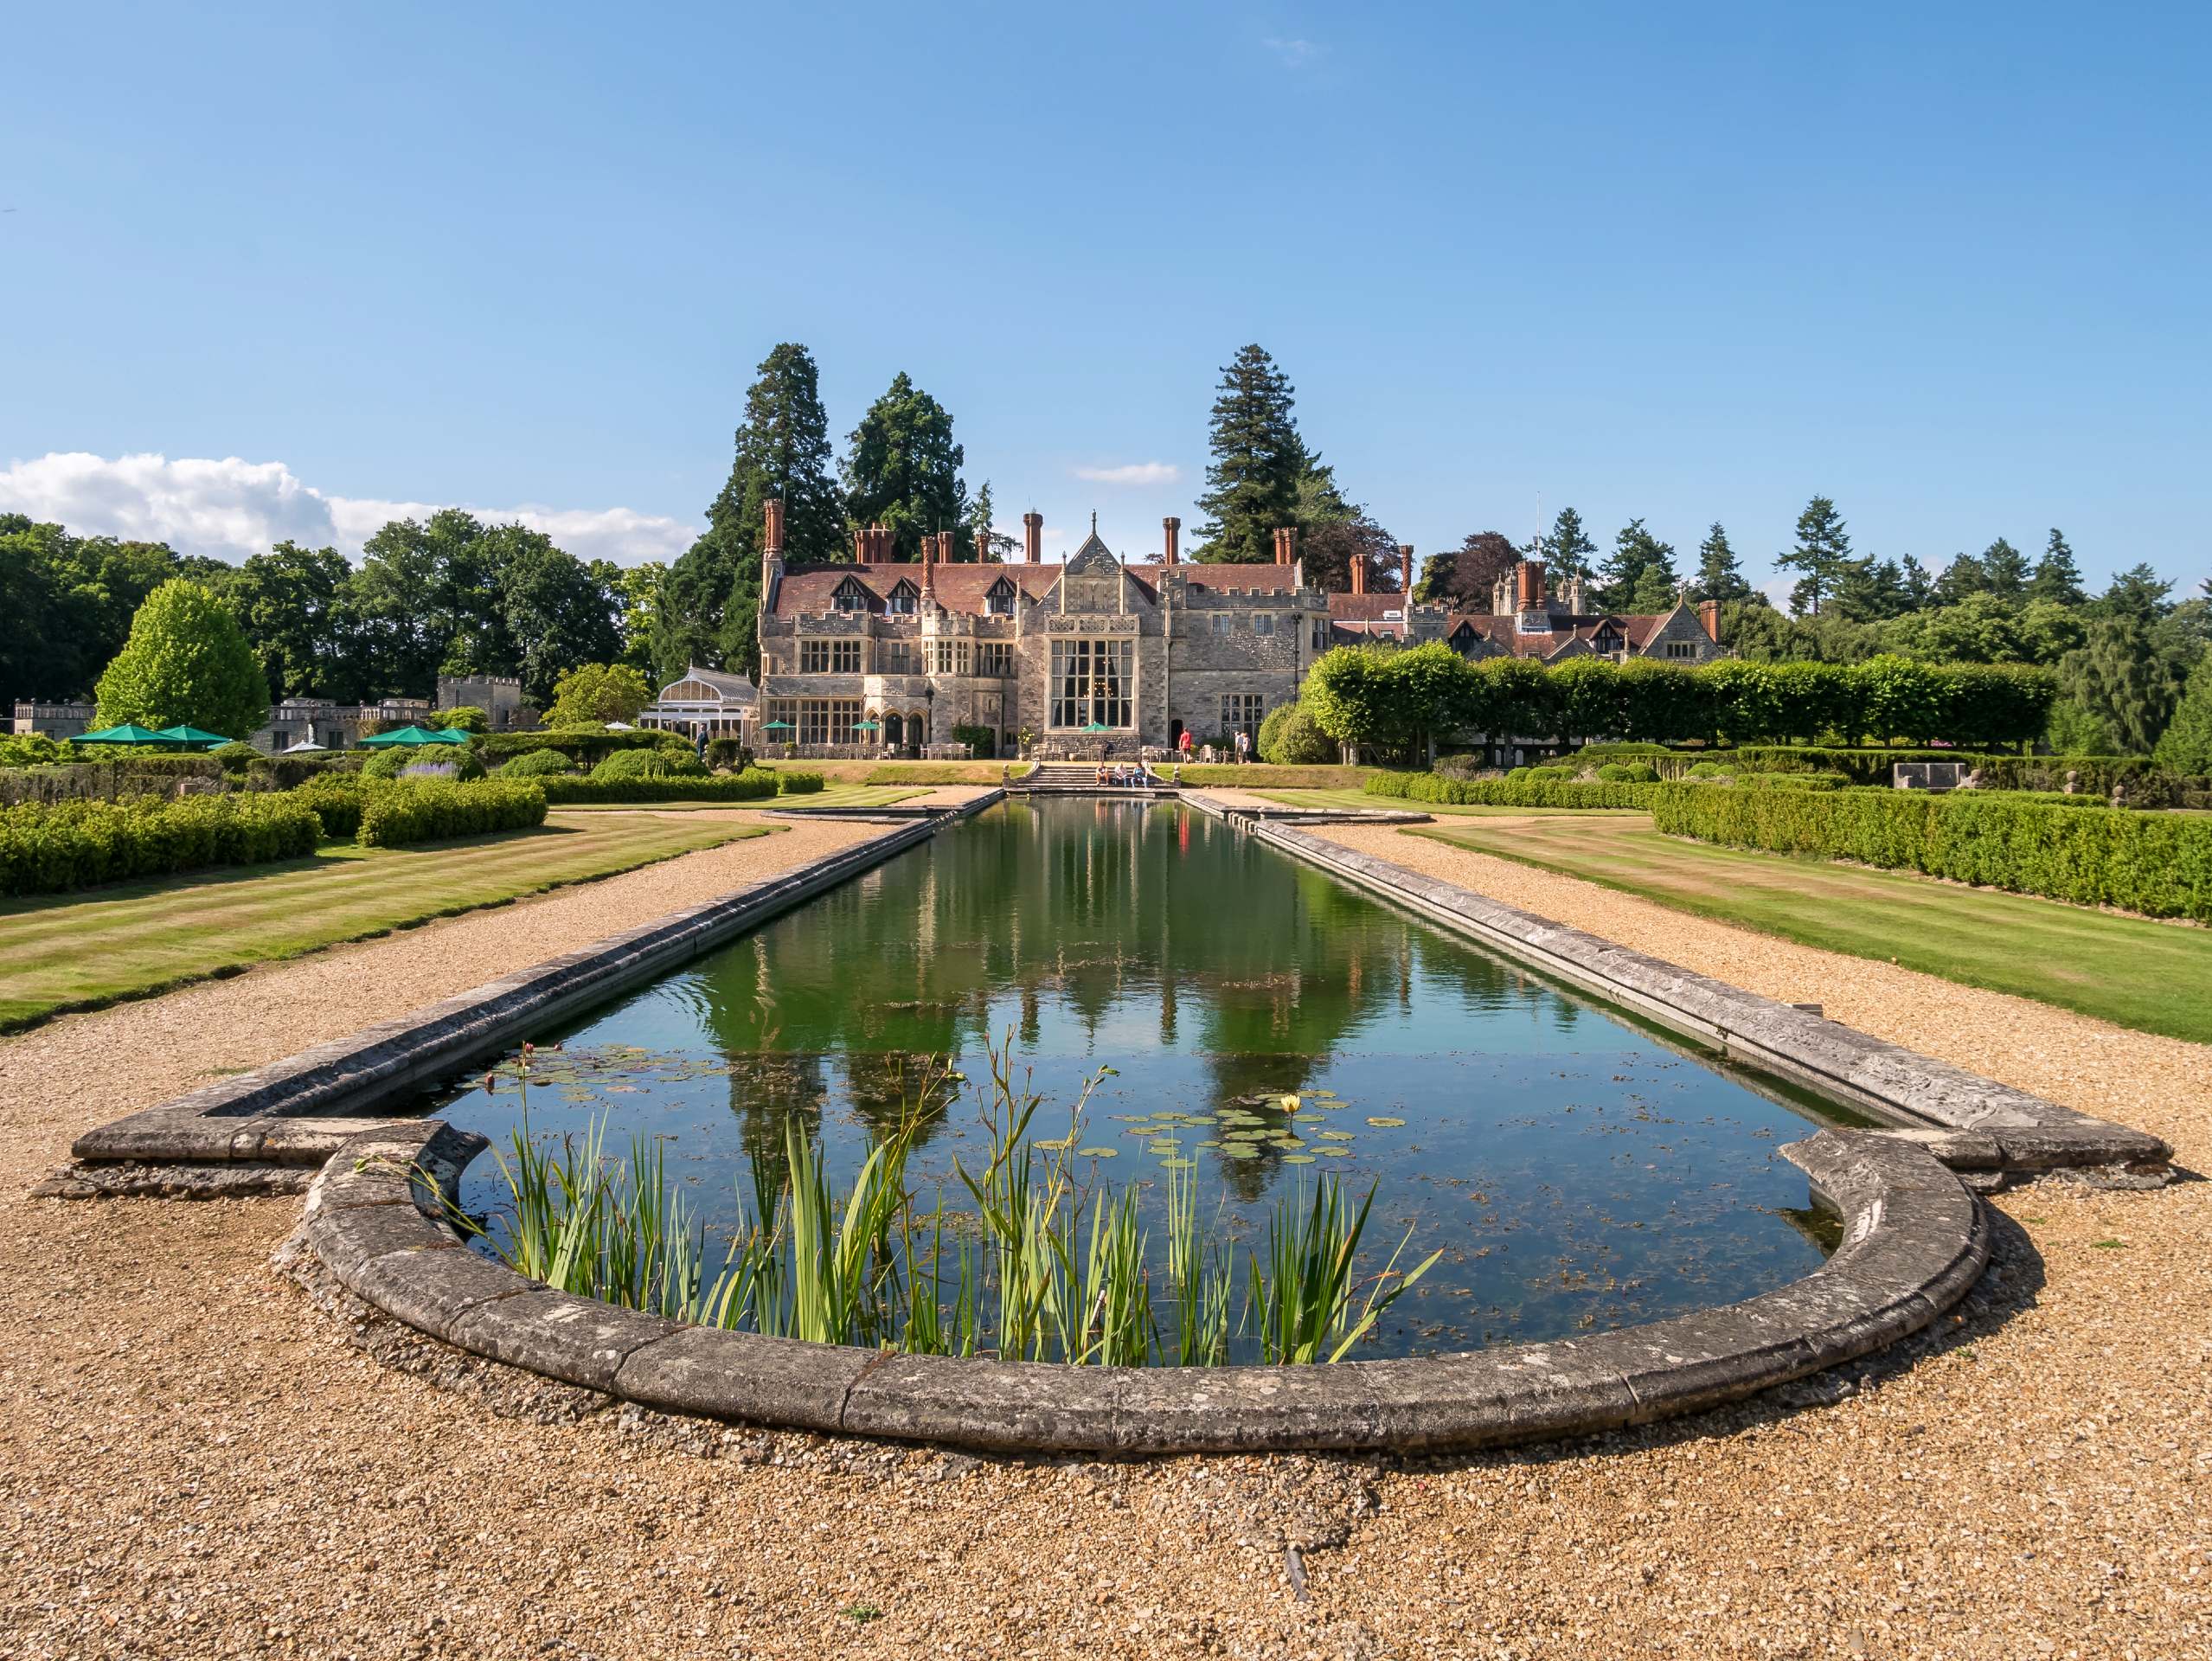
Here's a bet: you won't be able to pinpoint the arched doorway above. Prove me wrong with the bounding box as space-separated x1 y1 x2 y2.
883 712 904 748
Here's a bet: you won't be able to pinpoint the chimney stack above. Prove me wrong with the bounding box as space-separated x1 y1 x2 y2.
1022 511 1042 563
1698 598 1721 644
1398 544 1414 593
1516 559 1546 611
1273 526 1295 565
1163 516 1181 565
975 528 992 564
935 529 954 566
1350 551 1368 595
764 497 785 555
852 526 868 565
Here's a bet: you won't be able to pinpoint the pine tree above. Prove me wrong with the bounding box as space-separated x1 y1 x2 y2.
841 371 969 564
1192 344 1304 563
1597 519 1677 612
1980 537 2029 600
1541 507 1598 581
1933 550 1990 605
2029 529 2085 606
1692 522 1750 602
2094 563 2171 624
965 481 1015 560
657 342 843 679
1777 496 1852 614
1901 555 1937 610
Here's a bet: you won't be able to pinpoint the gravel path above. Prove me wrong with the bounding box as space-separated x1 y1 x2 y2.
0 813 2206 1658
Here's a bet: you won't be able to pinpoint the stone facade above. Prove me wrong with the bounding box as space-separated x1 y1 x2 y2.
752 510 1727 756
434 675 538 731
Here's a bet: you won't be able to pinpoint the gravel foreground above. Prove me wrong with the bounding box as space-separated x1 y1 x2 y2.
1 812 2206 1659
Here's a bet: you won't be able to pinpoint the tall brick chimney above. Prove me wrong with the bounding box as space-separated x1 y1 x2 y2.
1398 544 1414 593
935 529 954 566
975 528 992 564
1273 526 1295 565
1516 559 1546 611
1350 551 1367 595
764 497 785 555
852 526 867 564
1022 511 1042 563
1163 516 1181 565
1699 598 1721 644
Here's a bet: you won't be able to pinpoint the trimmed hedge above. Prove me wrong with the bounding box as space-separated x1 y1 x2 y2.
776 770 825 795
0 792 322 896
497 747 575 778
290 775 368 838
1364 772 1661 809
478 728 689 763
356 779 548 848
1650 783 2212 922
537 771 782 805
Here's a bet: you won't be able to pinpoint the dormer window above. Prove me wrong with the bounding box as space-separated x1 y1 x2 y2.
832 577 871 614
886 580 918 615
984 577 1016 617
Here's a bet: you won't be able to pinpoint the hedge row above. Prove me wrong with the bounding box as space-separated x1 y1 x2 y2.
1363 772 1662 809
1649 783 2212 922
538 769 783 805
356 779 548 848
477 728 689 761
1575 743 2195 801
0 792 322 896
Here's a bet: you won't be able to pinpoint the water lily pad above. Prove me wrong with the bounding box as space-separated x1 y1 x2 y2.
1220 1144 1260 1159
1281 1153 1317 1164
1316 1146 1350 1158
1272 1136 1306 1150
1077 1146 1119 1158
1317 1130 1354 1141
1195 1139 1222 1150
1160 1157 1195 1170
1033 1136 1074 1151
1366 1116 1407 1127
1146 1140 1179 1154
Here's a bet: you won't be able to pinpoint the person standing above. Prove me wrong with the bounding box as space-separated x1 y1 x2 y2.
1234 728 1250 765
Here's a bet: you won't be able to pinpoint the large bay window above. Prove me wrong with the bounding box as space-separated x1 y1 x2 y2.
1050 638 1134 729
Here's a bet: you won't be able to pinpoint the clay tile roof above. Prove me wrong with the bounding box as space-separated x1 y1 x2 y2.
1324 593 1414 621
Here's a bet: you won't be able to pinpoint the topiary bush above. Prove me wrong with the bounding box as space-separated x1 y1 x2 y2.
499 747 574 778
356 779 547 848
1650 783 2212 921
591 747 708 783
1593 762 1661 784
775 770 825 794
1258 702 1339 766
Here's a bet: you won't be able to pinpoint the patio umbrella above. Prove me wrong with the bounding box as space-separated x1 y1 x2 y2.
605 721 636 731
852 719 881 733
151 725 233 749
281 740 327 754
358 724 452 747
762 720 794 732
427 726 471 745
1081 721 1112 734
76 723 170 746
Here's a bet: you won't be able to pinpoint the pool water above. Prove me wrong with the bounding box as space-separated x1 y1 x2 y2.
430 798 1835 1359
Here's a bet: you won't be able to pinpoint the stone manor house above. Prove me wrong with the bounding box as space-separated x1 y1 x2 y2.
638 500 1725 757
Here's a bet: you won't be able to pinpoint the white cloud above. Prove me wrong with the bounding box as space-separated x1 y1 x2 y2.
0 452 701 568
1264 36 1320 67
1073 461 1181 486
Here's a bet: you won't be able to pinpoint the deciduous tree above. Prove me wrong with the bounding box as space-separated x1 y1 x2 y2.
93 579 268 740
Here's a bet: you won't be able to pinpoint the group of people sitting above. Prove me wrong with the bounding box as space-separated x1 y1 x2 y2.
1093 760 1158 789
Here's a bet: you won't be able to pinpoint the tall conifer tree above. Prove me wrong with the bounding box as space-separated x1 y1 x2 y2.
840 371 969 563
2029 528 2086 606
1541 507 1598 581
1193 344 1304 563
1692 522 1751 601
1778 496 1852 614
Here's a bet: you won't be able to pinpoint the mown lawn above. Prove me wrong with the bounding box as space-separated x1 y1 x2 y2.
1253 787 1644 818
0 811 773 1030
553 785 922 811
1409 816 2212 1046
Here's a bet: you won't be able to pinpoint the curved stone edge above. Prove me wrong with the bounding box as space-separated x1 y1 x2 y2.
300 1119 1988 1455
1183 792 2169 1176
67 793 1003 1172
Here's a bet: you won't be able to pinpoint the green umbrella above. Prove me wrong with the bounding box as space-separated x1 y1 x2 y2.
762 720 794 732
77 723 170 746
1081 721 1112 734
427 726 471 745
852 719 881 732
359 724 453 747
151 725 234 749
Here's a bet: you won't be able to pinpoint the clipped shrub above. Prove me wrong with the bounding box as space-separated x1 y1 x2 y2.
478 728 686 764
1258 702 1339 766
703 738 753 772
538 772 781 805
1364 772 1660 810
360 748 410 780
591 747 708 783
356 779 548 848
776 770 825 795
1593 762 1662 784
1650 783 2212 921
0 792 321 896
951 723 997 759
499 747 574 778
212 741 261 772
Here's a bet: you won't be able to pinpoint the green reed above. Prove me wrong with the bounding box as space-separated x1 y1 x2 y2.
461 1031 1439 1367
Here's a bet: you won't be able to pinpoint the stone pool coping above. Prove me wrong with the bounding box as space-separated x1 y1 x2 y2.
293 1117 1987 1453
1182 792 2170 1177
67 795 1002 1176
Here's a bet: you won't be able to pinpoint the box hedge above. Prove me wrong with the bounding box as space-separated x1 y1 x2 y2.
1649 783 2212 921
356 779 548 848
776 770 825 795
0 792 322 896
537 770 782 805
1364 772 1661 809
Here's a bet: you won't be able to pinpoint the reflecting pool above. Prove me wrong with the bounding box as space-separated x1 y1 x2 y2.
430 798 1836 1359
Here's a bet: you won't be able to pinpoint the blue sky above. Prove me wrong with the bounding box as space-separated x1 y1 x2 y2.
2 2 2206 597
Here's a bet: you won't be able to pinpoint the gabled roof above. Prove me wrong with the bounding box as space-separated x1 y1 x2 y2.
665 665 757 702
766 560 1307 618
